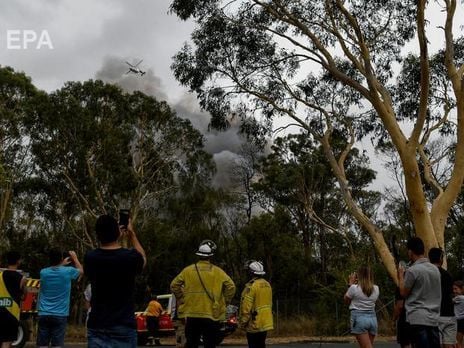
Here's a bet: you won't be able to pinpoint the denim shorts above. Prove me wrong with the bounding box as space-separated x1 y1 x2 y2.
36 315 68 347
350 310 378 335
87 326 137 348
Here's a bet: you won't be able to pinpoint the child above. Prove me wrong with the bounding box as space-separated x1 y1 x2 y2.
454 280 464 348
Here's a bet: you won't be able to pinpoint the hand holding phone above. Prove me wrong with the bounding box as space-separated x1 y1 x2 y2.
119 209 130 229
348 272 357 285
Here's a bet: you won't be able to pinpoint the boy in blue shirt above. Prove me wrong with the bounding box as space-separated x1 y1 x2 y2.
37 248 83 348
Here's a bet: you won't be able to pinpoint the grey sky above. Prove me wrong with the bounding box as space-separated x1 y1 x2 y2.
0 0 192 101
0 0 462 193
0 0 248 188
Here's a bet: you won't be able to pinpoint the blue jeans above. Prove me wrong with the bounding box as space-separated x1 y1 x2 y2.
350 310 378 335
37 315 68 347
410 324 440 348
87 326 137 348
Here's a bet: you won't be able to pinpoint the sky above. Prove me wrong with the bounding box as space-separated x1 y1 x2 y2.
0 0 248 188
0 0 462 194
0 0 193 99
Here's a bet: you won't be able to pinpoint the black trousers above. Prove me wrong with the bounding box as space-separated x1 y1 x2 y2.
185 317 220 348
146 316 159 337
246 331 267 348
410 324 440 348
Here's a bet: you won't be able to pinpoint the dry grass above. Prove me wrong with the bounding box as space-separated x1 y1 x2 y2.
30 316 394 343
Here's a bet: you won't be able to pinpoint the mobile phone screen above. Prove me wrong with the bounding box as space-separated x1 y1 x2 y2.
119 209 130 227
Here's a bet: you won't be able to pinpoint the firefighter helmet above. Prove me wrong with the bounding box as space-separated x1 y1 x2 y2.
195 239 217 257
246 260 266 275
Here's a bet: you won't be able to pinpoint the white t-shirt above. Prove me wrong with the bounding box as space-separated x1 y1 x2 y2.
346 284 379 311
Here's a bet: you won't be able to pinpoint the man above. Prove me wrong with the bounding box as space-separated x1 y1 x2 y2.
144 293 163 345
393 285 412 348
37 249 83 348
239 260 273 348
429 247 456 348
0 251 26 348
170 240 236 348
399 237 441 348
84 214 146 348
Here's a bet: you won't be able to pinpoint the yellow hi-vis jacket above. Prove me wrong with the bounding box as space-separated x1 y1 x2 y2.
170 260 236 321
239 277 274 333
0 271 21 320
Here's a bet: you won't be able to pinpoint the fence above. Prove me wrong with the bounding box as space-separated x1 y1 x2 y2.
273 297 395 336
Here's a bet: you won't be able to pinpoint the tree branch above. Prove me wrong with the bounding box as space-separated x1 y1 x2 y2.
409 0 430 145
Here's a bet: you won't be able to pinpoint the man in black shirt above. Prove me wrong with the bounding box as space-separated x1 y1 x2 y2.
0 251 26 348
84 215 146 348
429 248 456 348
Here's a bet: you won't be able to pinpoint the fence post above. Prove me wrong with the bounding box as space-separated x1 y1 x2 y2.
276 299 279 335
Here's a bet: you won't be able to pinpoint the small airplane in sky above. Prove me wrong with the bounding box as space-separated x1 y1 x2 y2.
125 60 146 76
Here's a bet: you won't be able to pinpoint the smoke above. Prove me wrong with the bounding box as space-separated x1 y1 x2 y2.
95 56 249 189
95 56 167 101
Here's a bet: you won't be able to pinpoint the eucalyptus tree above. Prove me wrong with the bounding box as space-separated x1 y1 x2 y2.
170 0 464 280
27 80 212 247
254 132 379 277
0 66 42 244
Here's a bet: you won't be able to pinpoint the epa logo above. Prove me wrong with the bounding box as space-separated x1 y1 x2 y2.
5 30 54 50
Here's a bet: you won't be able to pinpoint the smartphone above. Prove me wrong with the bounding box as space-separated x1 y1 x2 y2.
119 209 130 228
399 260 408 269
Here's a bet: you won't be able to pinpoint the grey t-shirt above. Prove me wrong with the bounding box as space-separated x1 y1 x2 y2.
454 295 464 319
404 258 441 326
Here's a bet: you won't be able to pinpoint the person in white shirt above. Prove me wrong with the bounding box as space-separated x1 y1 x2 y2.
344 266 379 348
453 281 464 348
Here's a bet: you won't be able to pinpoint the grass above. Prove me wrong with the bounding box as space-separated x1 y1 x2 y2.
29 316 394 343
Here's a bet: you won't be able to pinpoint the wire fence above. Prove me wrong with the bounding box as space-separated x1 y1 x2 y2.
273 297 396 336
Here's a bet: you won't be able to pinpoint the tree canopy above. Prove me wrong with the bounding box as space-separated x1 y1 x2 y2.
170 0 464 280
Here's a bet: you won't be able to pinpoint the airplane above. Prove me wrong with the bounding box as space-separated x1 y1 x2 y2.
125 60 146 76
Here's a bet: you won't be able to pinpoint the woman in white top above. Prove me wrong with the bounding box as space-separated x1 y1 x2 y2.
344 266 379 348
453 281 464 348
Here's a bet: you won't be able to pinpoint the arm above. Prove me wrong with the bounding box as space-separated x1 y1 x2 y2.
393 299 404 321
344 273 357 304
69 251 84 277
144 301 152 315
223 274 236 304
398 266 412 298
170 271 185 303
20 276 27 291
344 293 352 304
125 219 147 268
239 286 254 328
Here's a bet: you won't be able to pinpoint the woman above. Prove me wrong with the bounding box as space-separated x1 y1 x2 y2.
344 266 379 348
454 281 464 348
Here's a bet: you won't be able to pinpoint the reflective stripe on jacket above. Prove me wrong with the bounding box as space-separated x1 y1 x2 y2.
0 271 21 320
170 260 236 321
239 277 274 332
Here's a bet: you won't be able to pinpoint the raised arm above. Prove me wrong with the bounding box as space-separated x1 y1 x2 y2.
126 219 147 268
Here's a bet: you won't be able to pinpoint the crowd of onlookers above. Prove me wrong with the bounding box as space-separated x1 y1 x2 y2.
2 218 464 348
0 215 273 348
345 236 464 348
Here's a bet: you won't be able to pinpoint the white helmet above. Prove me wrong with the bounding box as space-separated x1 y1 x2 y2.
247 260 266 275
195 239 217 257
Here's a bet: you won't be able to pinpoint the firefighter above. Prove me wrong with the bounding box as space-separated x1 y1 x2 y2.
239 260 274 348
170 240 236 348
